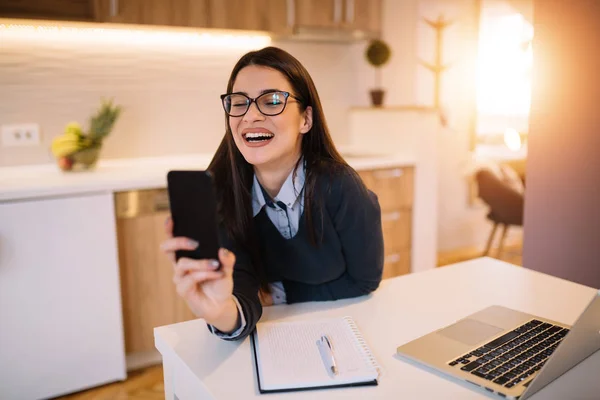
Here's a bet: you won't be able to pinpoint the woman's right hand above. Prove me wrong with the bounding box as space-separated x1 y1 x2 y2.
160 217 237 326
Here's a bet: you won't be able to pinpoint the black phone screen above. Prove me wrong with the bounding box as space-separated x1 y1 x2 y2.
166 170 220 263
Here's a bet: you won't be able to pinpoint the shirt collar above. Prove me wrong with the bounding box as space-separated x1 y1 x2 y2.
251 159 306 217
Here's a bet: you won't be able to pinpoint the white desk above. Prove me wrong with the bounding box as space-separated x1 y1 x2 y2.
154 258 600 399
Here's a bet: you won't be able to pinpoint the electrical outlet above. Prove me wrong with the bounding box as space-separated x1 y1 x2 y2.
1 123 41 147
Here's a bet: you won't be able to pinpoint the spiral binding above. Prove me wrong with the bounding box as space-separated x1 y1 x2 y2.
343 316 383 379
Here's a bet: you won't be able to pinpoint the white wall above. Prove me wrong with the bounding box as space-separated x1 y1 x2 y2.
350 0 419 107
0 26 357 167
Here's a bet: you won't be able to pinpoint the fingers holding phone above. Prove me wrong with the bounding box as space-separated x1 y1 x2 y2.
169 247 235 320
259 289 274 307
161 219 199 264
217 247 235 278
173 257 221 280
173 257 223 295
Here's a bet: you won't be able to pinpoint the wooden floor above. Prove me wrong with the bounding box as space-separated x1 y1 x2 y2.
55 366 165 400
54 245 522 400
492 247 522 267
437 243 523 268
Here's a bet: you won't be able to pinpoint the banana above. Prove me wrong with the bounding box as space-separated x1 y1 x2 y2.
51 122 87 158
64 122 83 137
51 134 82 158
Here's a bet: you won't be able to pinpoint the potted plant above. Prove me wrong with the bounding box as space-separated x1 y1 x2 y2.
365 39 391 107
51 99 122 171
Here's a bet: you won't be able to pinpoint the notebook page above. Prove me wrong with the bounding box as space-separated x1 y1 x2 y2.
254 317 378 391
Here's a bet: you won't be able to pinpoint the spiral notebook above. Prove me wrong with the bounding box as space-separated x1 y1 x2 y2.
250 316 381 394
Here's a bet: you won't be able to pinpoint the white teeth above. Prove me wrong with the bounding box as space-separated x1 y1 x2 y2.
244 132 274 139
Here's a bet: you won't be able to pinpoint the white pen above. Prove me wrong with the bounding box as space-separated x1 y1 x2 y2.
320 335 338 375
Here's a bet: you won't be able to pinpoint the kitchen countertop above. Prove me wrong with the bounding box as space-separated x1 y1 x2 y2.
0 152 416 202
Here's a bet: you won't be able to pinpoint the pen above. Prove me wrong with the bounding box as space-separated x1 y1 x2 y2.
320 335 338 375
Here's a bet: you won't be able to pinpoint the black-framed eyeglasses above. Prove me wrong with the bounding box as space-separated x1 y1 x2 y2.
220 90 301 117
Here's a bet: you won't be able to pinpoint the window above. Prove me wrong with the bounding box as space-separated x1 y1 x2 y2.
475 0 533 151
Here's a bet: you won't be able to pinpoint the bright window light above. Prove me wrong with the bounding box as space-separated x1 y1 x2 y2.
476 3 533 137
504 127 522 151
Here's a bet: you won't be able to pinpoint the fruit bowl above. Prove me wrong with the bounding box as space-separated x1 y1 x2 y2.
51 99 121 172
56 145 102 171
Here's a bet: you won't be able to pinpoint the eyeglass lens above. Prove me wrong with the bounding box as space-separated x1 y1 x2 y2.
223 91 288 117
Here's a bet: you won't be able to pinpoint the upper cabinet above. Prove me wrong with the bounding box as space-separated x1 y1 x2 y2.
94 0 209 28
285 0 382 38
345 0 381 34
208 0 287 33
0 0 382 39
295 0 342 30
0 0 97 21
206 0 382 38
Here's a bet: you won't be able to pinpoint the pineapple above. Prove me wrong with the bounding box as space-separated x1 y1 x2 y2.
88 98 122 142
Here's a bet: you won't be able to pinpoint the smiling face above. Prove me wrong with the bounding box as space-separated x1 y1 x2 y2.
228 65 312 172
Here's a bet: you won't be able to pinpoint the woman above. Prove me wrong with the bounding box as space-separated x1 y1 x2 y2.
161 46 383 340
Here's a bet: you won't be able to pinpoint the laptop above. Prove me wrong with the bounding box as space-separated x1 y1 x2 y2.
396 290 600 399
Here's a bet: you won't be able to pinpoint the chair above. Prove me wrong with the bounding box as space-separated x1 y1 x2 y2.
475 166 525 257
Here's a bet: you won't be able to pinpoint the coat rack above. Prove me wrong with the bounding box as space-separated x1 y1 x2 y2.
419 14 454 113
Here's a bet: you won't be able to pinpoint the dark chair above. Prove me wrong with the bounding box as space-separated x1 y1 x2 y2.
475 167 524 257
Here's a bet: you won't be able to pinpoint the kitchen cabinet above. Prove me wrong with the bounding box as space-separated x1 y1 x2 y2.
0 192 126 400
115 189 196 356
94 0 209 28
1 0 381 37
91 0 383 35
295 0 342 30
358 166 414 279
343 0 382 34
288 0 381 36
0 0 97 21
208 0 287 32
349 109 439 275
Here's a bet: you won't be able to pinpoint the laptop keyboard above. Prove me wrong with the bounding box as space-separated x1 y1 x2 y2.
448 319 569 389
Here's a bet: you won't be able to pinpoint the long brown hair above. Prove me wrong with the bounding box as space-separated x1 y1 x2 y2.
208 46 350 287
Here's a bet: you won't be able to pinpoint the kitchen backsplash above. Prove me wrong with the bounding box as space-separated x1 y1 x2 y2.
0 26 360 167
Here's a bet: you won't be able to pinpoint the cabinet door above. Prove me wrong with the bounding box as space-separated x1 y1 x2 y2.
0 193 126 400
294 0 343 29
344 0 381 34
359 167 414 279
381 209 411 254
360 167 414 211
115 190 196 354
383 252 411 279
208 0 287 32
95 0 209 28
0 0 97 21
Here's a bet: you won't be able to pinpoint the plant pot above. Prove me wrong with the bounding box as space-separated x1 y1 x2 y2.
370 89 385 107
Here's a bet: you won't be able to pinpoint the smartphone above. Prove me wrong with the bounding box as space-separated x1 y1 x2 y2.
166 170 220 265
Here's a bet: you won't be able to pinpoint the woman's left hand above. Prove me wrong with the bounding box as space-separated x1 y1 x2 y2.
258 289 273 307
